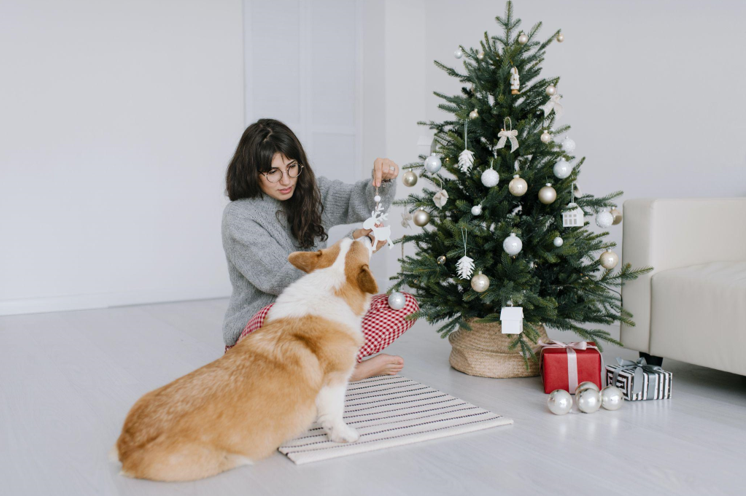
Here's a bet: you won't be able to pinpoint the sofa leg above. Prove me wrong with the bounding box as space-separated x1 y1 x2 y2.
639 352 663 367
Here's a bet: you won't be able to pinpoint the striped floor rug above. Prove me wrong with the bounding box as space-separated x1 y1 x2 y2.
278 375 513 464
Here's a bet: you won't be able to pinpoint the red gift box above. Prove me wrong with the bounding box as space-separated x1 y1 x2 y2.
539 341 603 394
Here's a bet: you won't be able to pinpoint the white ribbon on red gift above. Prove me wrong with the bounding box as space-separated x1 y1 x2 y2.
535 339 605 392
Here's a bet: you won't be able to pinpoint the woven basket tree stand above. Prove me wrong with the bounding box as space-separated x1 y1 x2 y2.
448 318 549 378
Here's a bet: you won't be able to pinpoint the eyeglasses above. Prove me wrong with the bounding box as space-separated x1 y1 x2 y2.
261 162 304 183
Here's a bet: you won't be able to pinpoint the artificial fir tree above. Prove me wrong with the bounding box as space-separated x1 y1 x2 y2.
388 1 651 364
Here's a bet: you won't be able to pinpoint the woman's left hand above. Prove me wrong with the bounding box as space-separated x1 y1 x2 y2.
372 158 399 187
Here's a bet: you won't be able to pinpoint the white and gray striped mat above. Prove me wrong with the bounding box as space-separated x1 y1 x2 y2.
278 375 513 464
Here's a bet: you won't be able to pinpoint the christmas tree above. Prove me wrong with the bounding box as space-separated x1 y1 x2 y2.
388 1 652 363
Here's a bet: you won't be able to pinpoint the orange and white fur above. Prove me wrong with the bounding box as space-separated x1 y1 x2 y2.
111 237 377 481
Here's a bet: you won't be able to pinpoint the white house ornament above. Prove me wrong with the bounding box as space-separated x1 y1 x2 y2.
610 208 623 225
541 94 563 119
596 210 614 228
547 389 573 415
563 203 585 227
553 158 572 179
481 165 500 187
503 233 523 256
600 250 619 269
500 306 523 334
561 136 576 153
553 236 564 247
471 204 483 216
471 271 490 292
539 183 557 204
412 208 430 227
510 67 520 95
540 130 552 143
497 118 519 153
424 153 442 174
508 175 527 196
403 170 418 187
387 291 406 310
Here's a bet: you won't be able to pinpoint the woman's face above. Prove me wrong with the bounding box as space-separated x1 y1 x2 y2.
259 153 299 201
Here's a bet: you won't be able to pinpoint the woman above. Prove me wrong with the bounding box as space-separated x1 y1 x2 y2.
221 119 419 381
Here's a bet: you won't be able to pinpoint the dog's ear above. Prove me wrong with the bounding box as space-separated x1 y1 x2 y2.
356 264 379 295
288 250 322 273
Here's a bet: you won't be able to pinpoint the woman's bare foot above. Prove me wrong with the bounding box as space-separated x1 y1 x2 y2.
349 354 404 382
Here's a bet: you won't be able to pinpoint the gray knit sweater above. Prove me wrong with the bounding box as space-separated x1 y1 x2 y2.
221 175 397 346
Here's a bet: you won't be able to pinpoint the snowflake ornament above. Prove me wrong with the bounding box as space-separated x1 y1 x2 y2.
458 149 474 173
456 255 475 279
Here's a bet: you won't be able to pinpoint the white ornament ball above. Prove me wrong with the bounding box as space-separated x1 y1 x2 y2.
547 389 573 415
481 168 500 187
540 130 552 143
412 208 430 227
600 250 619 269
601 386 625 411
576 388 602 414
518 33 529 45
508 175 528 196
387 291 406 310
596 210 614 228
477 51 485 60
538 183 557 204
574 381 600 397
553 236 564 247
470 272 490 293
469 109 479 119
610 208 623 225
556 33 565 43
424 153 442 174
374 195 381 203
553 158 572 179
561 136 576 153
454 49 463 59
546 85 557 96
471 205 483 216
503 233 523 256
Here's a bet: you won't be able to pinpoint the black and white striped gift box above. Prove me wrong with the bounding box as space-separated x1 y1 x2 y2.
605 365 673 401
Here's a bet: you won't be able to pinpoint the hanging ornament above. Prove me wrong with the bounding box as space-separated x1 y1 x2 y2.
458 120 475 173
503 232 523 256
401 203 413 229
553 158 572 179
433 189 449 209
610 208 623 225
469 109 479 119
556 33 565 43
538 183 557 204
471 204 482 216
454 48 463 59
562 184 585 227
540 129 552 143
596 210 614 228
546 85 557 96
573 182 582 198
541 94 564 119
481 161 500 187
456 228 475 280
477 51 485 60
437 255 446 265
362 191 394 251
471 271 490 292
424 153 442 174
510 67 520 95
518 32 528 44
403 170 418 187
547 389 573 415
508 175 527 196
388 291 406 310
553 236 564 247
412 208 430 227
497 117 519 153
600 250 619 269
561 136 576 153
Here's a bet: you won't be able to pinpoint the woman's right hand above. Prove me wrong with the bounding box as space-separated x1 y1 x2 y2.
352 227 386 253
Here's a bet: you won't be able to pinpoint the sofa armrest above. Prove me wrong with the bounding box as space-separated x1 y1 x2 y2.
620 197 746 352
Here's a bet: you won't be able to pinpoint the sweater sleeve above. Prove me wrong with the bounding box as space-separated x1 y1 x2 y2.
225 218 306 296
317 175 398 230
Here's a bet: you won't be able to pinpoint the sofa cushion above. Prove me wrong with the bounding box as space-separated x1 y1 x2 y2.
650 261 745 375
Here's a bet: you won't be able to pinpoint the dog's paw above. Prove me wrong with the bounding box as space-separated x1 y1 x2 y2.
327 424 359 443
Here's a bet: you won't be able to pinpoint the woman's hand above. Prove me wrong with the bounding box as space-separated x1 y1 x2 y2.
352 226 387 253
372 158 399 187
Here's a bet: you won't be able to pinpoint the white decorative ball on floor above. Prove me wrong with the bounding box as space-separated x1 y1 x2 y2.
574 381 600 397
509 175 528 196
547 389 573 415
503 233 523 256
470 272 490 293
553 158 572 179
600 250 619 269
601 386 625 411
374 195 381 203
454 49 463 59
576 388 602 413
538 183 557 204
471 205 482 216
596 210 614 228
387 291 406 310
481 167 499 188
424 153 442 174
561 136 576 153
553 236 564 247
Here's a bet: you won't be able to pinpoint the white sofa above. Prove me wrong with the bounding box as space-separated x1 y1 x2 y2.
620 198 746 375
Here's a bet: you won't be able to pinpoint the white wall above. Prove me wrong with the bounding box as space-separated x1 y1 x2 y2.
0 0 244 315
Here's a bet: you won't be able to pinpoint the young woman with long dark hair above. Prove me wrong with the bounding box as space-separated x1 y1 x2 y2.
222 119 419 380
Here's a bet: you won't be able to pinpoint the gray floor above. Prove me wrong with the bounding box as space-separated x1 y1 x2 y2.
0 298 744 495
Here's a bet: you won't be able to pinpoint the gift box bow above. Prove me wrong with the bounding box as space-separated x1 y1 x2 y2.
534 339 605 391
610 357 665 399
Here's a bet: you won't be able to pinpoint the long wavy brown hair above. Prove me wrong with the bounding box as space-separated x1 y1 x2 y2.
225 119 327 249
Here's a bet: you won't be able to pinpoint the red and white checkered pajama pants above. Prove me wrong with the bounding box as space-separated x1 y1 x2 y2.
225 293 419 362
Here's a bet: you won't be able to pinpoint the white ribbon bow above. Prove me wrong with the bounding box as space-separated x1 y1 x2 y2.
541 94 564 119
497 129 519 153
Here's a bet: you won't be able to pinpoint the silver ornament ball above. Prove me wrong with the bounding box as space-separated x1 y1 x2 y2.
547 389 573 415
477 51 485 60
574 381 600 397
540 130 552 143
424 153 442 174
546 85 557 96
576 388 602 414
470 272 490 293
596 210 614 228
387 291 406 310
553 236 564 247
454 49 463 59
471 205 483 216
412 208 430 227
556 33 565 43
601 386 625 411
508 175 528 196
481 168 500 188
469 109 479 119
610 208 623 225
437 255 446 265
553 158 572 179
561 136 576 153
539 183 557 205
503 233 523 256
403 170 418 187
518 33 529 44
600 250 619 269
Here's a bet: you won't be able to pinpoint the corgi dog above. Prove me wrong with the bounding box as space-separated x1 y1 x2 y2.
112 237 377 481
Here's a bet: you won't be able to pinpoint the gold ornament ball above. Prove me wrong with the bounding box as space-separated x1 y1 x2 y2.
402 170 418 187
413 208 430 227
469 109 479 119
509 175 528 196
471 271 490 293
546 85 557 96
437 255 446 265
610 208 623 225
540 130 552 143
600 250 619 269
556 33 565 43
538 183 557 204
518 33 528 44
477 51 485 60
